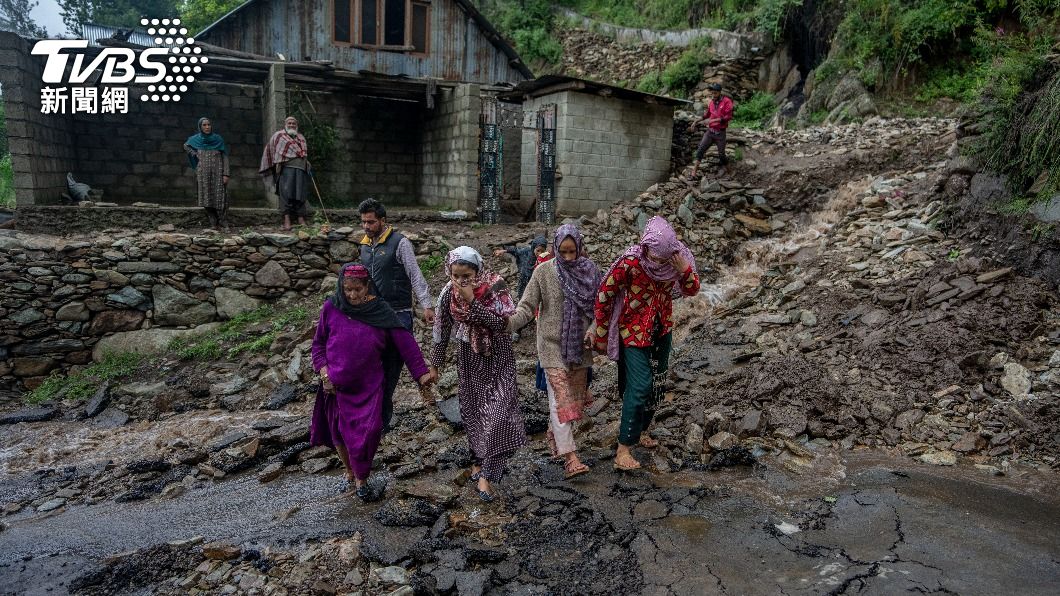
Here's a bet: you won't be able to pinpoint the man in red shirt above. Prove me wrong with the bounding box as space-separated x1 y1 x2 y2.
690 83 734 178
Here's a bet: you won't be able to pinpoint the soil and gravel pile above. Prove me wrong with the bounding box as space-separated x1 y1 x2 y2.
2 113 1058 594
558 28 684 87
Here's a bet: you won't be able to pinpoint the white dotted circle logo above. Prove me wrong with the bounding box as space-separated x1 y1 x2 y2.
140 17 200 103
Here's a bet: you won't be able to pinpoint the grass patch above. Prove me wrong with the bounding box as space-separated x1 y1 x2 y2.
169 304 311 362
176 338 223 361
640 37 714 98
228 331 278 357
0 154 14 209
637 71 664 95
731 91 778 129
27 352 145 404
998 197 1032 216
420 254 444 277
915 64 981 103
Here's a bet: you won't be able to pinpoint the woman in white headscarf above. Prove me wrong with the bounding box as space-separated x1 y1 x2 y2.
430 246 527 502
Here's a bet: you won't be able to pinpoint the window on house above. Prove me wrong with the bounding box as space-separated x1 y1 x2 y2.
411 2 429 54
333 0 430 55
383 0 406 46
334 0 352 43
360 0 378 46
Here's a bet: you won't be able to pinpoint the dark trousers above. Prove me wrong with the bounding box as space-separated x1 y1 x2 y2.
695 128 728 164
381 310 414 431
617 333 673 446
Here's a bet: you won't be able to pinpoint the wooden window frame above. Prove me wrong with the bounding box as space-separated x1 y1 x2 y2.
331 0 429 56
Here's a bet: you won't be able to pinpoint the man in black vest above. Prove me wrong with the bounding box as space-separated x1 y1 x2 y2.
358 198 435 429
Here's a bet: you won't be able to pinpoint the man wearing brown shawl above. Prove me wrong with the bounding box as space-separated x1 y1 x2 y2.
260 116 310 230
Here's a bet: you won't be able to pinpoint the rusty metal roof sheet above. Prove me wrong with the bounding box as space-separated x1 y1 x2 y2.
500 74 691 106
194 0 533 79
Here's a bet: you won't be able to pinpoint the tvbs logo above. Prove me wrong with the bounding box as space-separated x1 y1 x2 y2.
32 18 206 114
32 40 169 84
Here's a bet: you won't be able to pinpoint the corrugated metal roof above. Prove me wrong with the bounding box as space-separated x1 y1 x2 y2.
501 75 691 106
195 0 532 79
81 23 160 47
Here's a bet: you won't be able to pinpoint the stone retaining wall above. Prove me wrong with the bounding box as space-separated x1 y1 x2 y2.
0 226 445 392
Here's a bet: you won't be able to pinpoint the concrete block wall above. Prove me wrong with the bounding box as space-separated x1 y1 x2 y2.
0 32 77 207
69 81 264 207
420 84 480 211
521 91 674 215
307 92 421 206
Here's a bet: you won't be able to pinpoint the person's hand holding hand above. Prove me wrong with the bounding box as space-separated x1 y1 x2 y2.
320 368 335 394
423 308 436 325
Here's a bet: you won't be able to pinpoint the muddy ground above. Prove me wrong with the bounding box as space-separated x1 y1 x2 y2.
1 117 1058 595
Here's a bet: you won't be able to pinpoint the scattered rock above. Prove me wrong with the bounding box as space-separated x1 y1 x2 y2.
0 407 58 425
707 431 737 451
918 451 957 466
202 542 241 560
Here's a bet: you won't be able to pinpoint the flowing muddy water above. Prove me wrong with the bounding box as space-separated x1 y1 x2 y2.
2 449 1058 594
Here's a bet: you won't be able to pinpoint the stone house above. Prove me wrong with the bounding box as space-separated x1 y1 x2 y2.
1 0 684 227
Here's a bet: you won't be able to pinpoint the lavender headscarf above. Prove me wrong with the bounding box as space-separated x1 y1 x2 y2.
602 216 698 361
554 224 601 365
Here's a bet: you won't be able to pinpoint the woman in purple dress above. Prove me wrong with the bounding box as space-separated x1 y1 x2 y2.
311 263 436 500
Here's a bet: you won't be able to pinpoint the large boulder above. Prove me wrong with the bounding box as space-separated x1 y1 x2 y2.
214 287 263 320
87 310 146 334
153 284 216 326
254 260 291 288
92 323 221 360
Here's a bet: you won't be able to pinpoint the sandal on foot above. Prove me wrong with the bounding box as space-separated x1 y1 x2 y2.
354 485 370 501
477 489 495 503
564 462 590 479
639 436 659 449
613 457 642 472
338 478 353 493
469 471 482 482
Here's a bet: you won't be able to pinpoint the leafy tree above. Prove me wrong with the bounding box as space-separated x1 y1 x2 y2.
56 0 180 35
0 0 48 37
179 0 244 35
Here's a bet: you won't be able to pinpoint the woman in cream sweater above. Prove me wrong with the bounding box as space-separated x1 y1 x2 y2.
509 224 601 478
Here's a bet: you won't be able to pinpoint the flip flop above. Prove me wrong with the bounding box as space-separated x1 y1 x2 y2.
612 458 642 472
564 463 590 479
639 437 660 449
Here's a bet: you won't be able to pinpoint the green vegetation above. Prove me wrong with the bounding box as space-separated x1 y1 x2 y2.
998 196 1032 216
478 0 563 68
420 254 444 277
731 91 778 129
28 352 145 404
179 0 245 34
636 37 713 97
552 0 792 34
971 35 1059 201
914 65 981 102
818 0 1058 91
170 304 311 361
0 155 14 209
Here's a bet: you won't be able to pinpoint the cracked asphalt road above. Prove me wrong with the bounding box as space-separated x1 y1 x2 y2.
1 452 1058 594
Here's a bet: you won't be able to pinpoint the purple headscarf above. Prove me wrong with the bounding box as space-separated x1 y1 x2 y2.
602 216 698 360
553 224 602 365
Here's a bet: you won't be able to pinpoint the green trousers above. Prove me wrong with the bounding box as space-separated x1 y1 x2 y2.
617 333 672 446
